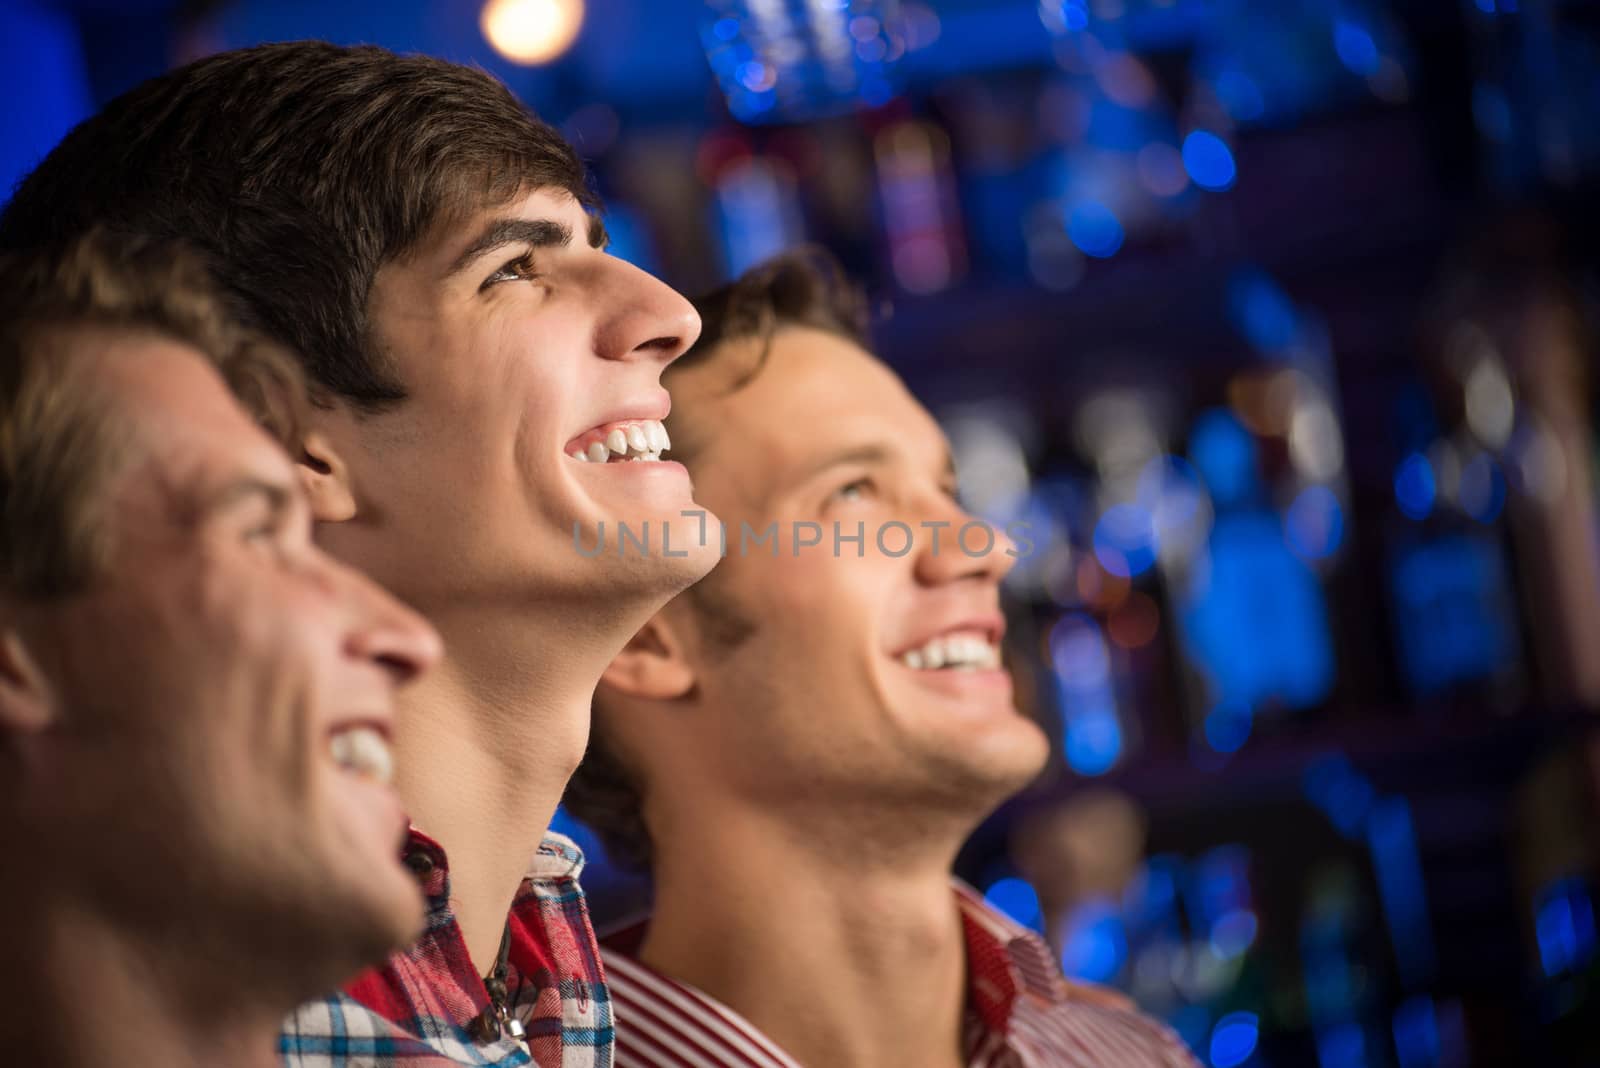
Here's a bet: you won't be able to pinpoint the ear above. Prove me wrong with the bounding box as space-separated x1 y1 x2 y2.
0 621 55 734
297 430 357 523
600 614 696 702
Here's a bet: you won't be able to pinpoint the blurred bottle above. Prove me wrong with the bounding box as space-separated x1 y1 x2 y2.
1402 216 1600 709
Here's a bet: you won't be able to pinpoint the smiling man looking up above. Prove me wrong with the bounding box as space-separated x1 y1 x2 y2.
566 250 1201 1067
0 42 717 1067
0 233 441 1068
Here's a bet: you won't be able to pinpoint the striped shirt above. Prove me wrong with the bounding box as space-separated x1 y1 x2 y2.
599 883 1198 1068
280 829 613 1068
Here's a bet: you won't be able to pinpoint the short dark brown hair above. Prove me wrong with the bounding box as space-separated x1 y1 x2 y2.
562 247 871 870
0 231 304 597
0 41 596 410
654 245 870 468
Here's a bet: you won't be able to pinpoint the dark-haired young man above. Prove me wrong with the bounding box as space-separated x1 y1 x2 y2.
0 234 441 1068
566 251 1200 1067
1 42 717 1067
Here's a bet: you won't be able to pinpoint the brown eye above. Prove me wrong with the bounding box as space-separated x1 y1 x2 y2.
482 252 541 289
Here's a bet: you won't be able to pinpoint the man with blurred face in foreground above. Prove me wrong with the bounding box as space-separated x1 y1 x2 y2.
566 250 1200 1067
0 42 716 1065
0 234 441 1068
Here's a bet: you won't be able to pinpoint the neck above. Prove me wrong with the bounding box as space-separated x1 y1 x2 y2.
0 890 280 1068
641 808 973 1068
391 598 637 968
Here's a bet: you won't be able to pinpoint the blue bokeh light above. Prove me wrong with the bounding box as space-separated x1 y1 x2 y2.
1060 899 1127 982
1190 408 1259 506
1210 1012 1260 1068
1369 797 1437 986
1333 21 1381 77
1066 201 1125 258
1304 754 1375 839
1065 702 1124 775
1394 452 1436 520
1178 512 1336 711
1040 0 1091 34
1052 615 1125 776
1393 996 1441 1068
1317 1022 1368 1068
1182 130 1237 191
984 876 1045 933
1285 485 1345 560
1535 876 1598 977
1204 702 1255 753
1228 270 1300 352
1094 503 1158 577
1211 908 1260 959
1214 69 1266 122
1390 534 1518 695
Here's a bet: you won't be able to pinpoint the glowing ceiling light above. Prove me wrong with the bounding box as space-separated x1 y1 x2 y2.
481 0 585 66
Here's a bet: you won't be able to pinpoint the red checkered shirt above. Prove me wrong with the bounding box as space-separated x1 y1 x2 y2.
280 829 612 1067
599 882 1200 1067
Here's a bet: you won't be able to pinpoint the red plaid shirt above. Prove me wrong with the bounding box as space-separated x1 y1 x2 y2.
599 883 1199 1067
280 829 612 1067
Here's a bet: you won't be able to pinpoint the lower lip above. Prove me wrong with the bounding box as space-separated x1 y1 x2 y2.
895 662 1014 697
570 457 688 475
336 766 406 818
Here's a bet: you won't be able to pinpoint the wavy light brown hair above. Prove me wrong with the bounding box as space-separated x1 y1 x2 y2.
0 231 304 597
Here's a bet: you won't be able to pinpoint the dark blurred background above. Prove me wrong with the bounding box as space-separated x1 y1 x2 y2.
6 1 1600 1064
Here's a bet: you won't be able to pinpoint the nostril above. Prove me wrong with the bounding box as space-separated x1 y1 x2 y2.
636 334 682 355
375 651 422 685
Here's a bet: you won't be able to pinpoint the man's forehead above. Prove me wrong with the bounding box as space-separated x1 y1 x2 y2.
680 328 947 494
431 186 599 258
76 334 293 515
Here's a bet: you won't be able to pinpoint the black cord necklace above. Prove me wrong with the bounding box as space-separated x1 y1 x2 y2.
469 920 527 1051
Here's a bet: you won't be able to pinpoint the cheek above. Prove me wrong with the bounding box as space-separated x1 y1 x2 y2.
760 551 891 657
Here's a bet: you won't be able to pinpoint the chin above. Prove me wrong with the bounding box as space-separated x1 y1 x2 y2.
317 869 427 973
926 711 1052 804
564 492 723 593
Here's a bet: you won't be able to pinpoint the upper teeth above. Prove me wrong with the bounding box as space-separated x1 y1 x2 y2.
329 726 394 785
899 633 1000 671
569 420 670 463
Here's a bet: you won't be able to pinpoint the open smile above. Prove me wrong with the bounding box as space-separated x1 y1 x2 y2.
565 418 671 464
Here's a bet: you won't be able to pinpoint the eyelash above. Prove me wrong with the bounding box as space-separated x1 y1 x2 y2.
482 252 542 289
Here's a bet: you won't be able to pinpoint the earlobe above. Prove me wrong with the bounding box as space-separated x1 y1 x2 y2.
298 431 357 523
600 616 697 702
0 624 55 733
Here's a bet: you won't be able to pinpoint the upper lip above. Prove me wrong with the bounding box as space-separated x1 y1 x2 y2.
890 613 1006 657
325 711 395 740
566 392 672 448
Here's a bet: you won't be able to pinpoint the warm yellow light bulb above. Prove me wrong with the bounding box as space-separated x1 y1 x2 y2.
480 0 585 66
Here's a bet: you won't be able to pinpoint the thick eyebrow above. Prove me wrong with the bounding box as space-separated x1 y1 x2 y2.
445 213 610 278
791 443 958 488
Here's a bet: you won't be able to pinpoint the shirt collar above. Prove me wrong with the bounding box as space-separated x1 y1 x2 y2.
400 825 587 911
601 879 1076 1040
954 880 1065 1035
526 831 586 882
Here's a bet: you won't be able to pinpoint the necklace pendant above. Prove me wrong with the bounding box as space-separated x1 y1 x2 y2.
468 1009 502 1043
506 1014 528 1051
